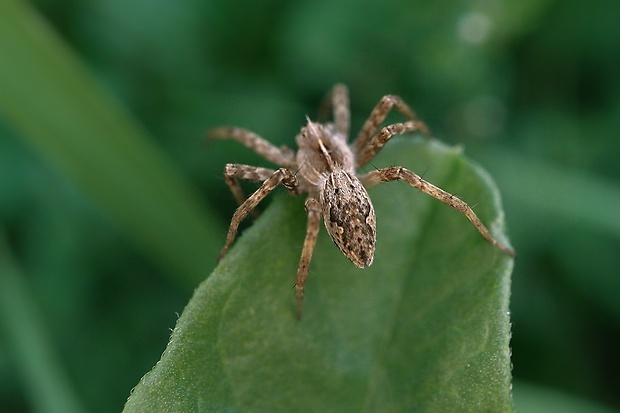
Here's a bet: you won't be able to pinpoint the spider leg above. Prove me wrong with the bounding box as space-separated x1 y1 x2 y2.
218 167 299 262
355 120 429 168
331 84 350 138
361 166 515 257
224 164 276 206
295 197 321 320
209 127 296 167
353 94 430 164
317 84 350 139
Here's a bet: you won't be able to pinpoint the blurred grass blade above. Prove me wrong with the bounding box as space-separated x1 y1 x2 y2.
0 0 222 285
475 148 620 238
513 381 618 413
124 139 514 412
0 233 84 413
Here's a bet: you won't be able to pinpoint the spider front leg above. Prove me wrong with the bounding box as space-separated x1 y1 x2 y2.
218 165 299 262
361 166 515 257
223 164 277 206
295 198 321 320
355 120 430 168
353 94 430 161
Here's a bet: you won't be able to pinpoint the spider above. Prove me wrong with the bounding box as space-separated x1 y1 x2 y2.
209 84 514 319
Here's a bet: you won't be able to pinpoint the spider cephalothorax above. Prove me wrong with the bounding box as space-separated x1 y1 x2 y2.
209 84 514 319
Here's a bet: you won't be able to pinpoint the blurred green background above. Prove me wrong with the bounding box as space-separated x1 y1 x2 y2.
1 0 619 412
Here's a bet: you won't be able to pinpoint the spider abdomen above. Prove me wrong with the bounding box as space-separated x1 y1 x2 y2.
320 169 376 268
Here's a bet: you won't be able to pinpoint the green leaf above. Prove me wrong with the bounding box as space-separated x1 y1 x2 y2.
124 138 514 413
0 0 222 285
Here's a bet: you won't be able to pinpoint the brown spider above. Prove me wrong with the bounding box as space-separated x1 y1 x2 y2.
209 84 514 319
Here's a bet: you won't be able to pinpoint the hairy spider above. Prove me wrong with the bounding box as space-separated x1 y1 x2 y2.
209 84 514 319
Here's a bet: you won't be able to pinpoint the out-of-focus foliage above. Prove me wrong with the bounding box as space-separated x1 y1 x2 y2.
0 0 619 411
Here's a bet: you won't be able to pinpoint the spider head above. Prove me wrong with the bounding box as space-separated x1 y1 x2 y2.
296 119 355 176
